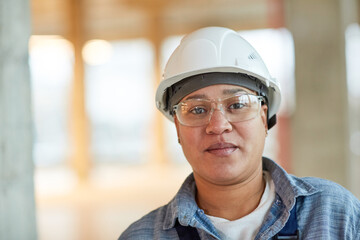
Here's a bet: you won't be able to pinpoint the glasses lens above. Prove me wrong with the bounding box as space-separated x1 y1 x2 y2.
224 95 260 122
175 99 212 126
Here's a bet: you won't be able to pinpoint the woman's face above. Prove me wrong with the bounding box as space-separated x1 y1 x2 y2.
174 84 268 186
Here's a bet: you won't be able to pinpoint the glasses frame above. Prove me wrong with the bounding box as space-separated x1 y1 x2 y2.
172 93 265 127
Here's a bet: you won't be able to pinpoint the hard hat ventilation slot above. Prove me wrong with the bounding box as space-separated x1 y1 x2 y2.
248 52 257 60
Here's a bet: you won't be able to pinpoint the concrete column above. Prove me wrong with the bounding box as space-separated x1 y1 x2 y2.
285 0 351 187
0 0 37 239
343 0 360 198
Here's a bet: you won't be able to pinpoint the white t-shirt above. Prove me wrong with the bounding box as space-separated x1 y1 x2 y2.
206 171 275 240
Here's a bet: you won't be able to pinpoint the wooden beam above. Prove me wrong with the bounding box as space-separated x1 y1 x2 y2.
147 8 168 164
68 0 91 180
267 0 285 28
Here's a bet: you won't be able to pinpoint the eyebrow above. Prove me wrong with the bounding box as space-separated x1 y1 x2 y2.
184 94 207 100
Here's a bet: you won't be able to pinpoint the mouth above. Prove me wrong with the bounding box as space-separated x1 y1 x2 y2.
205 142 238 157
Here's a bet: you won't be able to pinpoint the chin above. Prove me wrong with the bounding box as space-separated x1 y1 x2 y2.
205 166 244 184
208 174 242 186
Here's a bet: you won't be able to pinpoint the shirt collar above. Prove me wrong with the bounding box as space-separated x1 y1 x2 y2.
263 157 320 209
163 173 199 230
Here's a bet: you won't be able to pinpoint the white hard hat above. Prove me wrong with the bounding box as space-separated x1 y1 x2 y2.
155 26 281 129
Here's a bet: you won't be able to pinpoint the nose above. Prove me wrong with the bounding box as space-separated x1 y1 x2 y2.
205 109 232 135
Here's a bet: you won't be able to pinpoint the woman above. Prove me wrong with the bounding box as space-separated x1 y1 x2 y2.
119 26 360 240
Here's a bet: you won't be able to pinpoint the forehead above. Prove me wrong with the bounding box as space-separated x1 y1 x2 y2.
183 84 254 100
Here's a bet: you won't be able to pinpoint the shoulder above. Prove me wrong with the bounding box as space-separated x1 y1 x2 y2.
118 205 168 240
119 174 197 240
294 176 360 237
300 176 359 204
295 176 360 209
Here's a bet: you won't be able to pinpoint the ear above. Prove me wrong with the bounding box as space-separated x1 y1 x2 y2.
260 104 268 131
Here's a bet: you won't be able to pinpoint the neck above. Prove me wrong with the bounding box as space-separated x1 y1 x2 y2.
194 167 265 221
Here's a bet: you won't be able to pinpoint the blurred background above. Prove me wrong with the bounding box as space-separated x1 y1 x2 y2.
1 0 360 239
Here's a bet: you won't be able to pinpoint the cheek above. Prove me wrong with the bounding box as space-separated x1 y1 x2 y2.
249 120 266 153
234 118 266 147
178 127 203 156
179 127 199 144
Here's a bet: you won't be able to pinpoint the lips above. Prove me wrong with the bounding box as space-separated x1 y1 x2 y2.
205 142 238 157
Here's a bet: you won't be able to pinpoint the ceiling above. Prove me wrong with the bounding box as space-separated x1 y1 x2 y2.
31 0 284 42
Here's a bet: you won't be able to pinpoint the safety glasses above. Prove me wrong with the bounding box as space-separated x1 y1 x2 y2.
173 94 265 127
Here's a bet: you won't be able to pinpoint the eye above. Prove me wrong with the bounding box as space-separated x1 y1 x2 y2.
228 102 245 110
226 95 251 112
189 106 207 115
